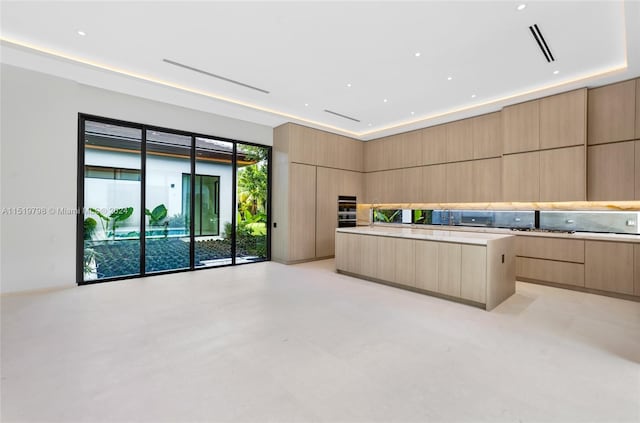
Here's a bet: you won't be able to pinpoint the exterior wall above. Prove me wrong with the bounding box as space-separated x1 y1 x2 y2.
0 64 271 293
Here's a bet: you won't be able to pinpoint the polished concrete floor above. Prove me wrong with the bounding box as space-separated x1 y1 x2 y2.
2 259 639 422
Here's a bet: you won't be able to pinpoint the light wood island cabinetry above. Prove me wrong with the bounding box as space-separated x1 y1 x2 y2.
336 227 515 311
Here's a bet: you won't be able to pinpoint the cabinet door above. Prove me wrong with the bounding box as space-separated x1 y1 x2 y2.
421 125 447 165
402 167 422 203
472 158 502 202
585 241 634 294
438 243 461 297
587 141 635 201
398 131 422 168
636 141 640 201
637 78 640 138
540 89 587 149
316 167 337 258
365 171 384 204
340 137 364 172
358 234 379 278
415 240 439 292
422 164 447 203
446 161 473 203
516 257 585 287
335 232 349 271
539 146 586 201
385 134 404 170
460 245 487 303
502 151 539 201
364 139 383 172
516 236 584 263
446 119 474 162
502 100 540 154
289 163 316 261
587 79 636 145
472 112 502 159
377 236 396 282
289 124 317 165
395 238 416 287
635 244 640 296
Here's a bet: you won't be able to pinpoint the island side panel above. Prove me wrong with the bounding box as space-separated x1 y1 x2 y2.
485 236 516 311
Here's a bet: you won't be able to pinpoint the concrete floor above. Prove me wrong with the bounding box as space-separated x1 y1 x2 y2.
1 259 639 422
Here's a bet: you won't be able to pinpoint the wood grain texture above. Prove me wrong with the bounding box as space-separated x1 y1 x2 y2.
637 78 640 138
422 164 447 203
540 89 587 149
446 119 474 162
377 236 396 282
437 243 461 297
421 125 448 165
516 236 585 263
540 146 586 201
288 124 317 165
502 100 540 154
635 244 640 296
587 79 636 145
289 163 316 261
358 234 379 278
636 140 640 201
364 139 382 172
585 241 634 294
472 158 502 202
516 257 585 287
460 244 487 304
502 151 539 201
485 236 516 311
472 112 502 159
271 125 291 262
402 167 423 203
587 141 635 201
394 238 416 287
446 161 474 203
415 240 439 292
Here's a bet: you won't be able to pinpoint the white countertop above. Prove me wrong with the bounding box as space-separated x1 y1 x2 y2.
336 226 513 245
355 223 640 244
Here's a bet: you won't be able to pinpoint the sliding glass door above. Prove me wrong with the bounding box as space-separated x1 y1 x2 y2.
78 115 270 284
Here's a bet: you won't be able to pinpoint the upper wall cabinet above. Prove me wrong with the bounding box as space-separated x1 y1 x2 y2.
502 151 539 201
539 146 586 201
446 119 474 162
286 123 363 172
288 124 318 165
421 125 448 165
401 131 423 168
587 79 636 145
587 141 635 201
636 79 640 138
502 100 540 154
472 112 502 159
539 89 587 149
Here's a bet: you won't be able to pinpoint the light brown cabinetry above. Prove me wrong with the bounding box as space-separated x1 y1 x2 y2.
288 163 317 261
446 119 474 162
415 240 439 292
585 241 634 295
472 158 502 202
517 257 585 287
421 125 447 165
587 79 636 145
540 89 587 149
437 243 462 297
516 237 584 263
502 100 539 154
446 161 474 203
635 244 640 296
539 146 586 201
636 141 640 200
472 112 502 159
460 245 487 303
515 236 585 287
401 131 422 168
335 233 378 278
636 79 640 138
377 236 415 287
587 141 635 200
502 151 539 201
316 167 363 258
377 236 396 282
422 164 447 203
288 124 318 165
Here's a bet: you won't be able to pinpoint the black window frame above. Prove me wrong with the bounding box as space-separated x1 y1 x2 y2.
77 113 272 285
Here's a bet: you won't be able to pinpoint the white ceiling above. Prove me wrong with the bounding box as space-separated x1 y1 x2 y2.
1 1 639 140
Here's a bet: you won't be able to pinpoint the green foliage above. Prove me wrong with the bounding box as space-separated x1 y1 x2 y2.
84 217 97 240
145 204 168 226
89 207 134 240
237 163 267 217
374 209 401 223
167 213 186 228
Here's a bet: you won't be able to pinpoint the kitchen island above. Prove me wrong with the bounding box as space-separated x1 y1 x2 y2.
335 226 516 310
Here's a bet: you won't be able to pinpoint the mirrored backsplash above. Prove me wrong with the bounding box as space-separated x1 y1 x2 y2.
372 209 640 235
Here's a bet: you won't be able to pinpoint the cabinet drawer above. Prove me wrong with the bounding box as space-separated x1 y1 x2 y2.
517 257 585 287
516 236 584 263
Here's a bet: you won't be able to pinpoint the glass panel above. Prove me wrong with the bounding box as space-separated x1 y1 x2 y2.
373 209 402 223
194 137 233 267
144 130 192 273
236 144 269 263
83 120 142 281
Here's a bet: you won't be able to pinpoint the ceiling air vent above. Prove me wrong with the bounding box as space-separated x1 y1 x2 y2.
528 24 555 63
163 59 270 94
324 109 361 122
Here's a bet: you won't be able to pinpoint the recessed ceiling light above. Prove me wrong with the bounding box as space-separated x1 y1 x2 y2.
553 70 560 75
517 4 526 11
77 30 86 36
383 99 388 103
410 111 415 115
415 52 421 57
447 76 453 81
471 94 477 98
368 123 372 127
304 103 309 107
346 83 352 88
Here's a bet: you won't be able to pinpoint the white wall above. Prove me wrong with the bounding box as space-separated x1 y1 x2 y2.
0 64 272 293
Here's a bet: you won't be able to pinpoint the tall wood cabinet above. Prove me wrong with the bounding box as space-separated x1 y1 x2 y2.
587 79 636 145
273 123 363 263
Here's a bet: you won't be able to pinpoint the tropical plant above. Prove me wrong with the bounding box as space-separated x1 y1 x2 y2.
84 217 97 240
83 247 100 276
145 204 168 226
89 207 134 240
237 163 267 217
374 209 401 223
